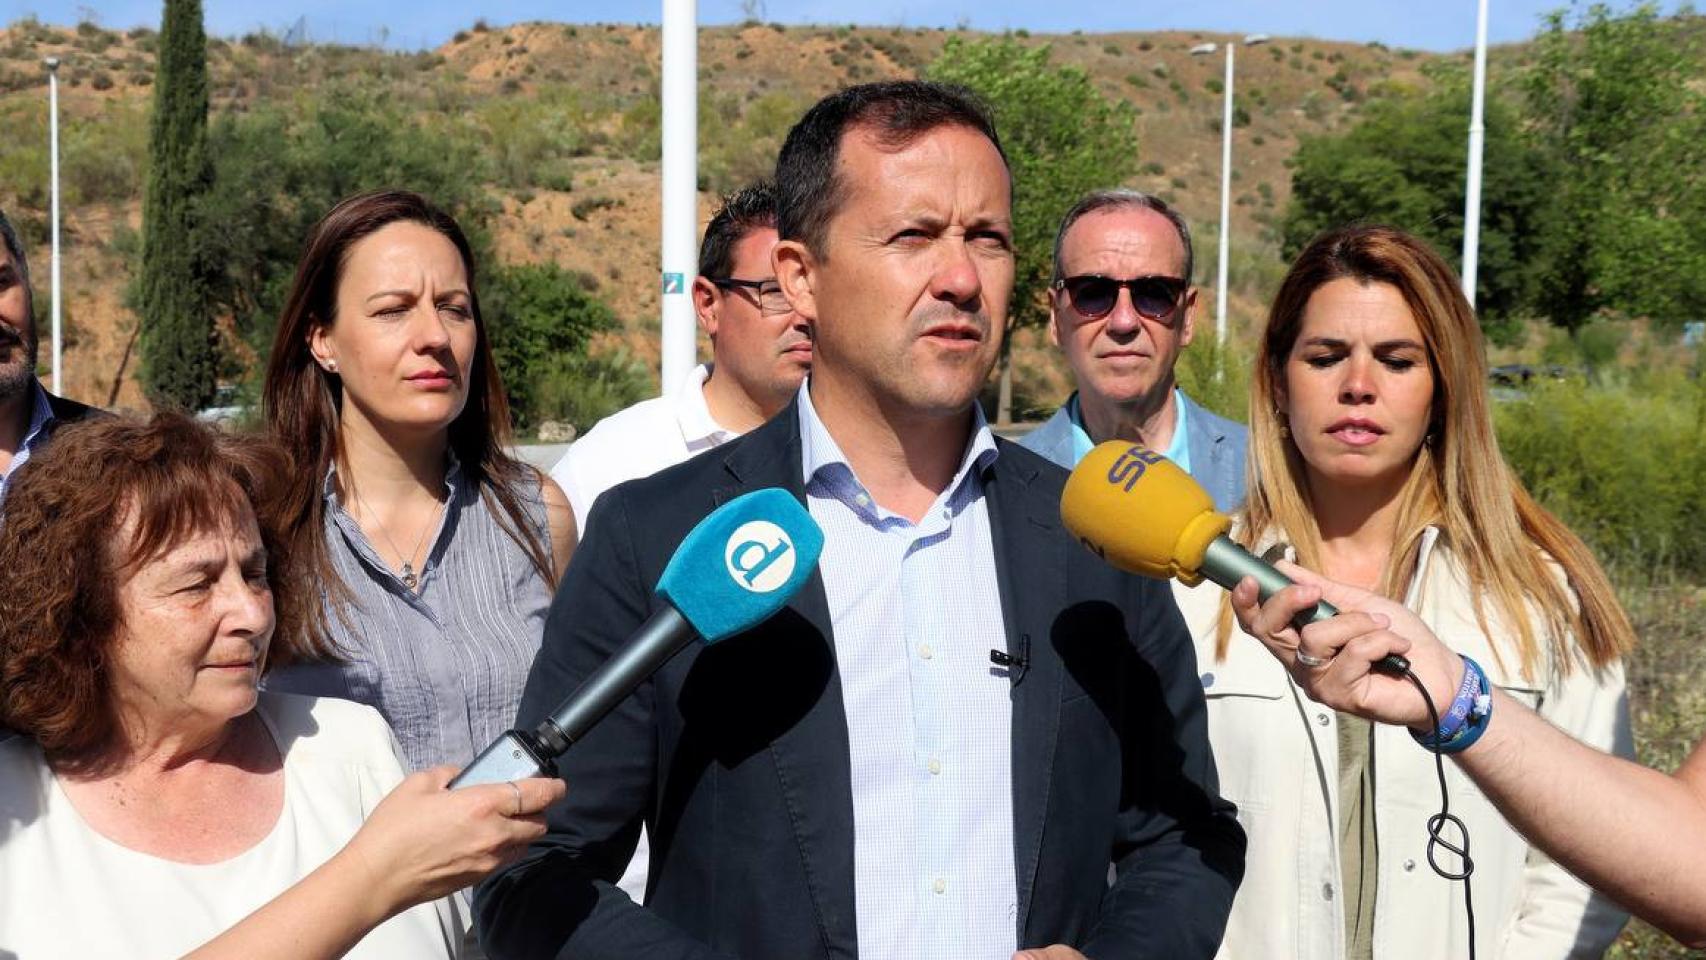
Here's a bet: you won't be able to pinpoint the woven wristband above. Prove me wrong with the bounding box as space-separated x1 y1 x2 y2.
1411 655 1493 755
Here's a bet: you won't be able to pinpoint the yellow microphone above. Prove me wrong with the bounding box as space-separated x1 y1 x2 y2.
1060 441 1408 674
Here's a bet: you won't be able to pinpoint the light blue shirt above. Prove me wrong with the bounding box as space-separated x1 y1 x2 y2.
0 382 58 506
797 385 1019 959
1067 387 1193 472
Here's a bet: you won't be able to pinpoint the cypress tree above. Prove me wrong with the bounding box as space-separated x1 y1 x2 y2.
138 0 217 411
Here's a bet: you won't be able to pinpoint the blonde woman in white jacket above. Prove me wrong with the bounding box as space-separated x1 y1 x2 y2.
1187 224 1634 959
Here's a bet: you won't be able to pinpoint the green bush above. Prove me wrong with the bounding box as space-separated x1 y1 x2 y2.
1495 371 1706 578
483 263 621 430
1174 330 1252 425
531 348 655 432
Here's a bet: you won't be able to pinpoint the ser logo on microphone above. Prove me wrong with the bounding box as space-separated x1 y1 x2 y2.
1106 445 1165 493
724 521 797 593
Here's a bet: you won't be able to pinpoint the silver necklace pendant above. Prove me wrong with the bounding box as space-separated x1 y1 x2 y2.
401 563 418 590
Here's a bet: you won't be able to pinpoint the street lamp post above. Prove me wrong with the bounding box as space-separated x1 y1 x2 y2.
1462 0 1490 307
1192 35 1267 362
659 0 698 397
43 56 62 396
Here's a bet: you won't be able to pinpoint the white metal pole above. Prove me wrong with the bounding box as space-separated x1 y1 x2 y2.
46 60 62 395
1462 0 1490 307
659 0 698 396
1216 43 1233 350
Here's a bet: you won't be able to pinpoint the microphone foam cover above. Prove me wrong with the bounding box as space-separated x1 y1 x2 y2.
656 487 826 643
1059 442 1231 585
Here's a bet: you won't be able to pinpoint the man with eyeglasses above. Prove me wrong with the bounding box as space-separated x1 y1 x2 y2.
550 180 812 536
1020 190 1247 511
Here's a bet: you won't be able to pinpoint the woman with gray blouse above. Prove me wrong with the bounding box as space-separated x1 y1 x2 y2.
261 190 576 773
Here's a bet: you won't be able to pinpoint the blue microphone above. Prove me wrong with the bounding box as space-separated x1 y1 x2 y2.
452 488 824 788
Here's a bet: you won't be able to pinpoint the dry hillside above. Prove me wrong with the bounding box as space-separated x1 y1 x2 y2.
0 16 1491 411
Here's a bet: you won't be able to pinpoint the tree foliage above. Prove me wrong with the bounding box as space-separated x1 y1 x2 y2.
196 79 495 358
927 38 1140 338
138 0 218 410
483 263 621 430
1283 67 1553 339
1522 2 1706 332
1283 4 1706 335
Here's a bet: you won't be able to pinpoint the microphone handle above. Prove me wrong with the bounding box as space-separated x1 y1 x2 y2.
451 604 697 789
534 604 695 756
1200 537 1410 676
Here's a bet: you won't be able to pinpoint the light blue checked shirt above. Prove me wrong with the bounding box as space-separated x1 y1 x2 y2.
797 385 1018 959
0 382 58 507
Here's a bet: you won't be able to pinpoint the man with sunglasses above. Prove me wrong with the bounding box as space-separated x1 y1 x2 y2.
549 180 812 536
1021 190 1247 511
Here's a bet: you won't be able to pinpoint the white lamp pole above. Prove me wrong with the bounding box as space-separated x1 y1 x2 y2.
659 0 698 396
1215 43 1233 352
44 56 62 395
1462 0 1490 306
1192 35 1267 361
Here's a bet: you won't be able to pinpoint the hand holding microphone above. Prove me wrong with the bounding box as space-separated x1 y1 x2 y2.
453 488 825 788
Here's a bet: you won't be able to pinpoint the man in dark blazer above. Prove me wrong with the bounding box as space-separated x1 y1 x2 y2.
0 210 100 508
476 81 1244 960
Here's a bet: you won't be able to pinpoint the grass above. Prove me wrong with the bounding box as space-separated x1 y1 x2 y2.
1607 579 1706 958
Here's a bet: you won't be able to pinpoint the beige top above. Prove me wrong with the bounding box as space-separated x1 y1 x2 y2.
1179 527 1632 959
0 692 465 959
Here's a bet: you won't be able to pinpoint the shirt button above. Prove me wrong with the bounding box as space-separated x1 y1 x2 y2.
919 643 933 660
933 878 947 894
1200 672 1216 689
928 758 942 775
1321 883 1335 901
1315 713 1331 727
1403 859 1417 872
855 493 870 507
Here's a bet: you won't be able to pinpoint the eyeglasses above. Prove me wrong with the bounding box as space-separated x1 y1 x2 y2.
1053 274 1189 323
709 277 792 316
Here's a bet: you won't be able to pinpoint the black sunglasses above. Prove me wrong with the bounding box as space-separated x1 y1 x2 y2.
1053 274 1188 322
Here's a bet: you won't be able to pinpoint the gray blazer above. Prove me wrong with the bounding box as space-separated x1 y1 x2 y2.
1020 391 1249 513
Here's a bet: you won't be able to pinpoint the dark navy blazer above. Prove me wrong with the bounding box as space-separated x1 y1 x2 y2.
476 399 1245 960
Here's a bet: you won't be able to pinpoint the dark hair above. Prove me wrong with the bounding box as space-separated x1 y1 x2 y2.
0 208 32 319
699 181 779 279
775 80 1007 257
0 414 305 770
1052 189 1195 285
262 190 553 654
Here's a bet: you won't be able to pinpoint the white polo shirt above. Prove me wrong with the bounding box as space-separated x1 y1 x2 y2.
549 364 735 534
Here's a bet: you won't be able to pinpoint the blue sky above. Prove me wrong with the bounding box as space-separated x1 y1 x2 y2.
3 1 1689 53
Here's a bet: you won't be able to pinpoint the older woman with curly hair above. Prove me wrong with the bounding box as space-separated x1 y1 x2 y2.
0 413 562 959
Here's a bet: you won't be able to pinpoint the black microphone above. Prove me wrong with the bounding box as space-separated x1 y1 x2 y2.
451 489 825 787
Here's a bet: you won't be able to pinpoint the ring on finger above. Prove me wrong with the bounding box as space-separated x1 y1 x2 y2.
508 781 523 817
1295 650 1331 668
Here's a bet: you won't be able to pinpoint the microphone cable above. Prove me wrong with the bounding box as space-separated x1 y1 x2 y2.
1401 667 1477 960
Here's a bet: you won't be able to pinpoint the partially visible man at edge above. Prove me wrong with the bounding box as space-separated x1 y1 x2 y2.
0 210 100 510
549 181 812 534
1021 190 1247 512
477 80 1243 960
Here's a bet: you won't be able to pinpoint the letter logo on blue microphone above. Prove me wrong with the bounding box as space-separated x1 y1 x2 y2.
724 520 796 593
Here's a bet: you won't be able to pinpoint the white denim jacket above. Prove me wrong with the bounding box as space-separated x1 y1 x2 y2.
1176 527 1632 959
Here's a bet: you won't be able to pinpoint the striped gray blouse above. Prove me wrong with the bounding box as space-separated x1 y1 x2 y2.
266 458 554 772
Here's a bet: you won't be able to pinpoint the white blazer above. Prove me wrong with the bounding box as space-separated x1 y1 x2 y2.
1177 528 1632 959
